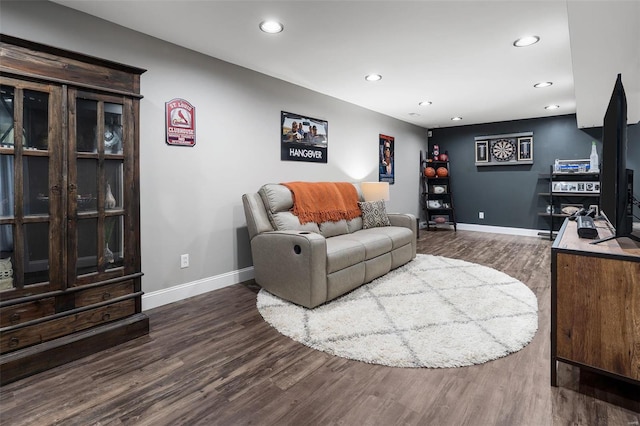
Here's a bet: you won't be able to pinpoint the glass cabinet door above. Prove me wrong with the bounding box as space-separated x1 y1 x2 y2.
69 90 133 285
0 78 63 296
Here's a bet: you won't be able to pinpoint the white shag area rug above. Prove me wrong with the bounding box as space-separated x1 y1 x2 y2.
257 254 538 368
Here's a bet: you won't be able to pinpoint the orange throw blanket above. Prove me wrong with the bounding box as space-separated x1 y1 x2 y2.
282 182 361 224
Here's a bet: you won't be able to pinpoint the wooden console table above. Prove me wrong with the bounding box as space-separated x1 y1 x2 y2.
551 218 640 386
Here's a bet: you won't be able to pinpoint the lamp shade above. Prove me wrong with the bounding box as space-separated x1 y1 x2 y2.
361 182 390 201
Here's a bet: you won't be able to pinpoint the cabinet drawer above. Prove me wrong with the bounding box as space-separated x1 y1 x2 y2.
0 298 56 328
75 281 134 308
0 299 136 354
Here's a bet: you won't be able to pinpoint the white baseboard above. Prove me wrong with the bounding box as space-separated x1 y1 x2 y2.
142 224 546 311
142 266 255 311
456 223 546 237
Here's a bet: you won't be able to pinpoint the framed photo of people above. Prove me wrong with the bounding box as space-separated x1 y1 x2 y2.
379 134 395 184
281 111 328 163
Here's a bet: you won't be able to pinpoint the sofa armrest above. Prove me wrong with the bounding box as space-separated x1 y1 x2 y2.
388 213 416 232
251 230 328 308
388 213 417 258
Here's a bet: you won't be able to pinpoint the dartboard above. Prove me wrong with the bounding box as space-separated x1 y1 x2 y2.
491 139 516 161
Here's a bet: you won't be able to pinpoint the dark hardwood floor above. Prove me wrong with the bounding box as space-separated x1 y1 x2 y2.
1 230 638 425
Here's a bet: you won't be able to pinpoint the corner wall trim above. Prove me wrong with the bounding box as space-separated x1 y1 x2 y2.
456 223 545 237
142 267 255 311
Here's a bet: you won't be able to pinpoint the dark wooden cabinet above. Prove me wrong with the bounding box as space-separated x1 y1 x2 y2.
0 35 148 384
551 218 640 386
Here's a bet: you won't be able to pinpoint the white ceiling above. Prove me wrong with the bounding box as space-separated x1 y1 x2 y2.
51 0 639 129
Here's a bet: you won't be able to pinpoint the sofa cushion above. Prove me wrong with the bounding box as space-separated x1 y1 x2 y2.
325 237 366 273
346 216 363 233
320 219 349 238
360 226 414 249
359 200 391 229
331 231 393 260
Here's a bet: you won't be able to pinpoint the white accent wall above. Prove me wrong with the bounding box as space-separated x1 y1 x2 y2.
1 1 428 308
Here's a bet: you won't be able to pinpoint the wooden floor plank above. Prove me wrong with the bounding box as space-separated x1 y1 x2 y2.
1 229 638 425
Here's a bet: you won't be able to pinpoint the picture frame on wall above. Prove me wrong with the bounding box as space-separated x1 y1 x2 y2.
379 134 395 184
281 111 328 163
475 140 489 163
474 131 533 166
518 137 533 161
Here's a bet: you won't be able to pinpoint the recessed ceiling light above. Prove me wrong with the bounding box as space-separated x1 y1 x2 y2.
534 81 553 88
513 35 540 47
259 20 283 34
409 112 421 117
545 104 560 110
451 116 463 121
418 101 432 106
365 74 382 82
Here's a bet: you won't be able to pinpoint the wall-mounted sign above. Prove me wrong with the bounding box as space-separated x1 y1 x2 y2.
474 132 533 166
281 111 328 163
166 98 195 146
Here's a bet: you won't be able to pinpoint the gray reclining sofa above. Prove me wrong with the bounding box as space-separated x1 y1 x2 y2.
242 183 417 308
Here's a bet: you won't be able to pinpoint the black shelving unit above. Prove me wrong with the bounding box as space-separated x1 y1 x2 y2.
420 150 457 231
538 165 600 240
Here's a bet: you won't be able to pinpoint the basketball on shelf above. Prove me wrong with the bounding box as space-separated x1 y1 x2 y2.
424 167 436 177
438 152 449 162
436 167 448 177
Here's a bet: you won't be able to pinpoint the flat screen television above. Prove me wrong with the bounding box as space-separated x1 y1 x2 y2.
597 73 638 243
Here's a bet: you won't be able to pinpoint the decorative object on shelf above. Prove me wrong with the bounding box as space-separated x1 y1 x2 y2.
438 151 449 162
0 257 13 291
103 120 122 153
552 181 600 193
378 134 395 184
104 244 115 265
427 199 443 208
105 183 116 208
432 185 447 194
546 205 555 214
433 215 449 223
561 204 582 215
281 111 328 163
554 159 595 173
436 167 448 177
165 98 196 147
589 141 600 173
475 132 533 166
432 144 439 161
424 166 436 177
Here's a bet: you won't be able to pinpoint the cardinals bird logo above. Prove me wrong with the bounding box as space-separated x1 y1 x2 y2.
171 108 191 127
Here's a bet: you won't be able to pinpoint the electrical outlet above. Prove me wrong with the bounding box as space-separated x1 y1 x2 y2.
180 254 189 269
479 212 485 219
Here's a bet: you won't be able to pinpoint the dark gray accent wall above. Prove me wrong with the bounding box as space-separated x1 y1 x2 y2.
429 114 639 230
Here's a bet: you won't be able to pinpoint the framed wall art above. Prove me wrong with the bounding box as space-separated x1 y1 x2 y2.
475 140 489 163
474 132 533 166
518 136 533 161
379 134 394 184
281 111 328 163
165 98 196 147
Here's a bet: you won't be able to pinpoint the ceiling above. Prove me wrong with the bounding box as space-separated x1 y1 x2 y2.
51 0 639 130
